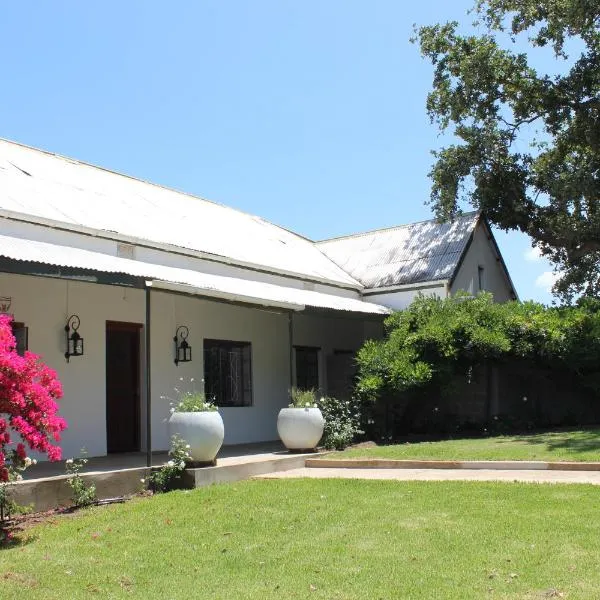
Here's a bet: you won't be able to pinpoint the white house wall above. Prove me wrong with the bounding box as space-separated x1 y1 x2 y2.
1 272 145 459
362 285 448 311
450 223 513 301
0 271 379 459
149 290 291 449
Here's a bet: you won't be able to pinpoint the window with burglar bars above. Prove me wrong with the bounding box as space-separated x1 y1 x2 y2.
203 339 252 407
295 346 319 391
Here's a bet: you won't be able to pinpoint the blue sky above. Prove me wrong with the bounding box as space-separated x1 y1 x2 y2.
0 1 557 302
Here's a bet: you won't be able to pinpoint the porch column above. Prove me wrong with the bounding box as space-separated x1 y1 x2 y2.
288 312 294 391
145 283 152 468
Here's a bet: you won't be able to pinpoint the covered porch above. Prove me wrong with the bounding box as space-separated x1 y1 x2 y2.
0 233 386 463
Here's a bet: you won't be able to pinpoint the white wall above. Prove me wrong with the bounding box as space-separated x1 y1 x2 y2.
0 271 377 459
363 285 447 311
0 272 145 459
451 223 514 301
150 290 290 449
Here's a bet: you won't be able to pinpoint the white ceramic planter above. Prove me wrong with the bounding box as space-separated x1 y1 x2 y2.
168 411 224 464
277 407 324 451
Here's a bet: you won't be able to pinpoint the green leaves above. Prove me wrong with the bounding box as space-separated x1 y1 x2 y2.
355 293 600 402
414 0 600 301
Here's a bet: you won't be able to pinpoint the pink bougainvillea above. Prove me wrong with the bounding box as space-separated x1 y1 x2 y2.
0 314 67 482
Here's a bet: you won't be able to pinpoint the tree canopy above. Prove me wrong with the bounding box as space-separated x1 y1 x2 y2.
414 0 600 301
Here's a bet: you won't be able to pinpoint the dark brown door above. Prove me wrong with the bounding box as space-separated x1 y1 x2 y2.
106 322 141 453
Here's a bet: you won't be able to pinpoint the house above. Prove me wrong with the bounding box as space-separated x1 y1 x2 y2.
0 139 516 460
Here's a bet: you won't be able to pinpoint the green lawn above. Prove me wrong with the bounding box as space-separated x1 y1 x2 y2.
330 429 600 462
2 479 600 598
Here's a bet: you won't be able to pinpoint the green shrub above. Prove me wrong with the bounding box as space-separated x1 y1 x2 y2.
317 396 363 450
146 435 192 493
65 452 97 508
289 388 318 408
355 292 600 436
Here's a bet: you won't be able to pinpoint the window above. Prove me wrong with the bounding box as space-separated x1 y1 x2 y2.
11 322 28 356
204 340 252 407
295 346 319 391
478 265 486 291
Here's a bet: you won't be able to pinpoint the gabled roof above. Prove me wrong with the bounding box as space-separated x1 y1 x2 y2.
317 212 480 289
0 139 361 289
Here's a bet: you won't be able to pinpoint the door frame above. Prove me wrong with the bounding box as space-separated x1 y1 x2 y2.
105 321 143 453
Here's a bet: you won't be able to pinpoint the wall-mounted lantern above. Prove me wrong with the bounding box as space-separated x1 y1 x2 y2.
174 325 192 366
0 297 12 314
65 314 84 362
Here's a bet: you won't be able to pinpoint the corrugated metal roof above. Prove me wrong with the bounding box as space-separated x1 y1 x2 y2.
317 213 479 288
0 234 389 315
0 139 361 288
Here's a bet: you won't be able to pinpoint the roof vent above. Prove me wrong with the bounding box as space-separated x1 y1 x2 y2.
117 243 136 260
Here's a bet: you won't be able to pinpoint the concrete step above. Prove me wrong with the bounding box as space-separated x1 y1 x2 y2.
183 452 316 488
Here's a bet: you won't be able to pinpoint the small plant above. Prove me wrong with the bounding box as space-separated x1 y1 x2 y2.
165 378 218 413
1 445 37 544
317 396 364 450
65 451 97 508
146 435 192 493
289 388 318 408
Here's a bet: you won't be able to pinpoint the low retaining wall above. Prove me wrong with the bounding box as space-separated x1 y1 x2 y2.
306 458 600 471
10 468 151 512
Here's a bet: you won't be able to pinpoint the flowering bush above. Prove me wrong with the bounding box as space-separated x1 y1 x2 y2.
289 388 318 408
0 314 67 477
0 314 67 542
164 378 218 413
146 435 192 493
317 396 364 450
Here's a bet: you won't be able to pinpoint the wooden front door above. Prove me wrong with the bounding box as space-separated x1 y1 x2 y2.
106 322 141 453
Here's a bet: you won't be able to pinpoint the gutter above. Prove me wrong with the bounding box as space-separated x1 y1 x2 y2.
361 279 450 296
150 280 306 312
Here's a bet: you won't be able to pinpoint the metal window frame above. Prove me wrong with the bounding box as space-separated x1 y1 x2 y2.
203 338 253 407
294 345 320 391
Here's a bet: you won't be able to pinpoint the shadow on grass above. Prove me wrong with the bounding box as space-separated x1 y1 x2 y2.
1 530 38 551
510 429 600 454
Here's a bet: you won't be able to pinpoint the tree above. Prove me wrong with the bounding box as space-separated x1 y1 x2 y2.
414 0 600 301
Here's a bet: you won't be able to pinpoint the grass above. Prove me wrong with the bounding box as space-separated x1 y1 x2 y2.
330 429 600 462
2 479 600 598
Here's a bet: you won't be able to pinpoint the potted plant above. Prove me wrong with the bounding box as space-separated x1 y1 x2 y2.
277 389 325 452
167 381 224 466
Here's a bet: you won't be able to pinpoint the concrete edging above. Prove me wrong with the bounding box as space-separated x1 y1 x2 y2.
305 458 600 471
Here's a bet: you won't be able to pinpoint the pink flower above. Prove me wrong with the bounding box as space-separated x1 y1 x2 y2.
0 315 67 472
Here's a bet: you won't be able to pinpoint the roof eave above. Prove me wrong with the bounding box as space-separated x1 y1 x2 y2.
362 278 450 295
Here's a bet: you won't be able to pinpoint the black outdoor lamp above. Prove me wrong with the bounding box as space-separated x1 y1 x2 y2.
174 325 192 366
65 314 84 362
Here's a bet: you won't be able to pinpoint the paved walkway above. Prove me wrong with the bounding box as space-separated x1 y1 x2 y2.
257 466 600 484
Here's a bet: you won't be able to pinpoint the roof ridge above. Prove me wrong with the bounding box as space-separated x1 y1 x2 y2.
317 211 480 244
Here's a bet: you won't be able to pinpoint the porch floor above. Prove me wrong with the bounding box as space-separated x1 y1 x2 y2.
22 441 292 481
